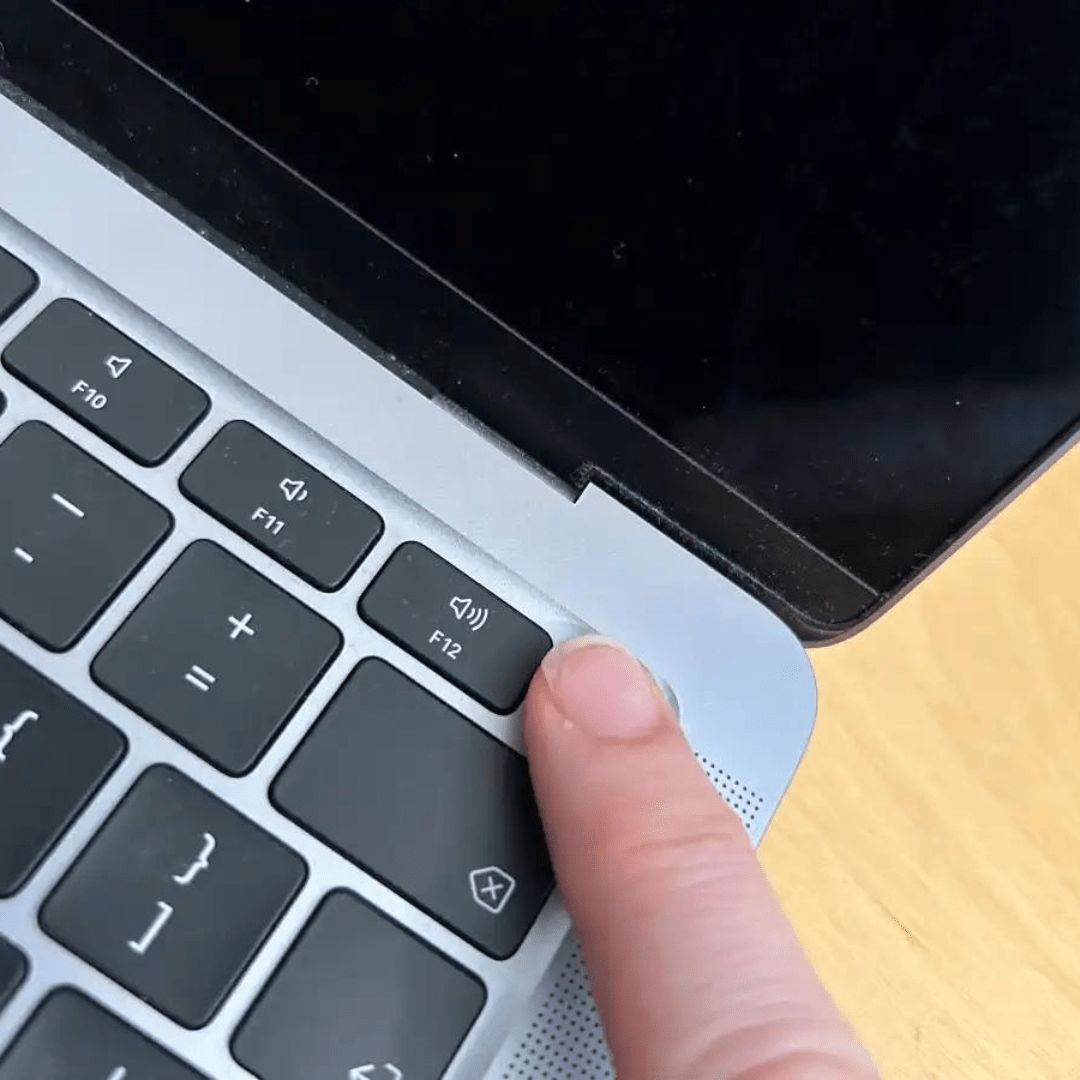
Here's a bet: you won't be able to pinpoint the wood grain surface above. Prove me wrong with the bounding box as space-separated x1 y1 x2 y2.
759 446 1080 1079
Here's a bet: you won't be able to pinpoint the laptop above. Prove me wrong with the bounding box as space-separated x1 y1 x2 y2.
1 5 1077 1078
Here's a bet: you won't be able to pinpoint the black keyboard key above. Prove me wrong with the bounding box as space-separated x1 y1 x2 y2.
0 991 207 1079
0 938 26 1014
0 423 172 650
94 541 341 774
0 247 36 325
2 299 209 465
360 543 552 714
274 659 552 959
181 421 383 590
0 644 125 896
234 891 484 1080
41 767 305 1028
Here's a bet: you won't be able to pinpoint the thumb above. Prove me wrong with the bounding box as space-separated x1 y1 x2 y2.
524 637 876 1080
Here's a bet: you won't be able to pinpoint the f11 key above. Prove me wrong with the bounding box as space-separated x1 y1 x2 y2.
181 421 383 590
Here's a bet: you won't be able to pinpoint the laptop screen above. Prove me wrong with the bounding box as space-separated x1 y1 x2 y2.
27 3 1080 628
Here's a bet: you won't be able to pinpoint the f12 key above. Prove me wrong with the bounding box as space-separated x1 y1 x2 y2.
360 543 553 713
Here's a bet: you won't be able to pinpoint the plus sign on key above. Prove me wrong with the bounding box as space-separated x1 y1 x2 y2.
227 613 256 640
93 542 341 774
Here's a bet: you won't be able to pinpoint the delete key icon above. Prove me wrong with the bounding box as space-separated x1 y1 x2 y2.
469 866 516 915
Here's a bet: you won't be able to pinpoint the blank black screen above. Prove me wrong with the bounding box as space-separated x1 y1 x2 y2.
60 2 1080 592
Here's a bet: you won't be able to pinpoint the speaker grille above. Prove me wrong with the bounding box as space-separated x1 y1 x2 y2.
497 758 762 1079
499 939 607 1079
695 753 765 829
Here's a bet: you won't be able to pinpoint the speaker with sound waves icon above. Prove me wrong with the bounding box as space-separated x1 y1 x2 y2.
449 595 489 632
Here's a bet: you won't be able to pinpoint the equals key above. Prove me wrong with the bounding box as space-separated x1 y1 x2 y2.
184 666 216 693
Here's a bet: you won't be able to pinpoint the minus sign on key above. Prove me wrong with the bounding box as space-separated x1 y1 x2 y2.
51 492 85 518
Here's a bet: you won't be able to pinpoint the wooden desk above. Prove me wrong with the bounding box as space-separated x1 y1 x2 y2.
760 447 1080 1079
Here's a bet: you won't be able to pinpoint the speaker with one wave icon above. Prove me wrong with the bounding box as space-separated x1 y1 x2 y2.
449 595 489 632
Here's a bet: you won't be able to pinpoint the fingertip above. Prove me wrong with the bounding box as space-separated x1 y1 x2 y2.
521 635 873 1079
528 636 675 742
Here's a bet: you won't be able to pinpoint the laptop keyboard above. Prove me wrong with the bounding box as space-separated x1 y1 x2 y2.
0 646 126 897
0 250 36 328
0 241 565 1077
361 543 554 714
93 541 343 775
233 891 486 1080
0 991 208 1080
273 659 553 960
3 298 209 465
180 421 384 590
41 767 306 1029
0 421 173 650
0 941 24 1016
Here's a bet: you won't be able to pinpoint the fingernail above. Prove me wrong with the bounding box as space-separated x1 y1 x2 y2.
540 635 669 740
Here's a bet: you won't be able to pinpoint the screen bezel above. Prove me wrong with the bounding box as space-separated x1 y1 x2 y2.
5 0 1069 641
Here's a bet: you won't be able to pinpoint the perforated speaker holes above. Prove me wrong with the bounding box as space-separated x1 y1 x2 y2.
695 753 765 830
498 761 763 1078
